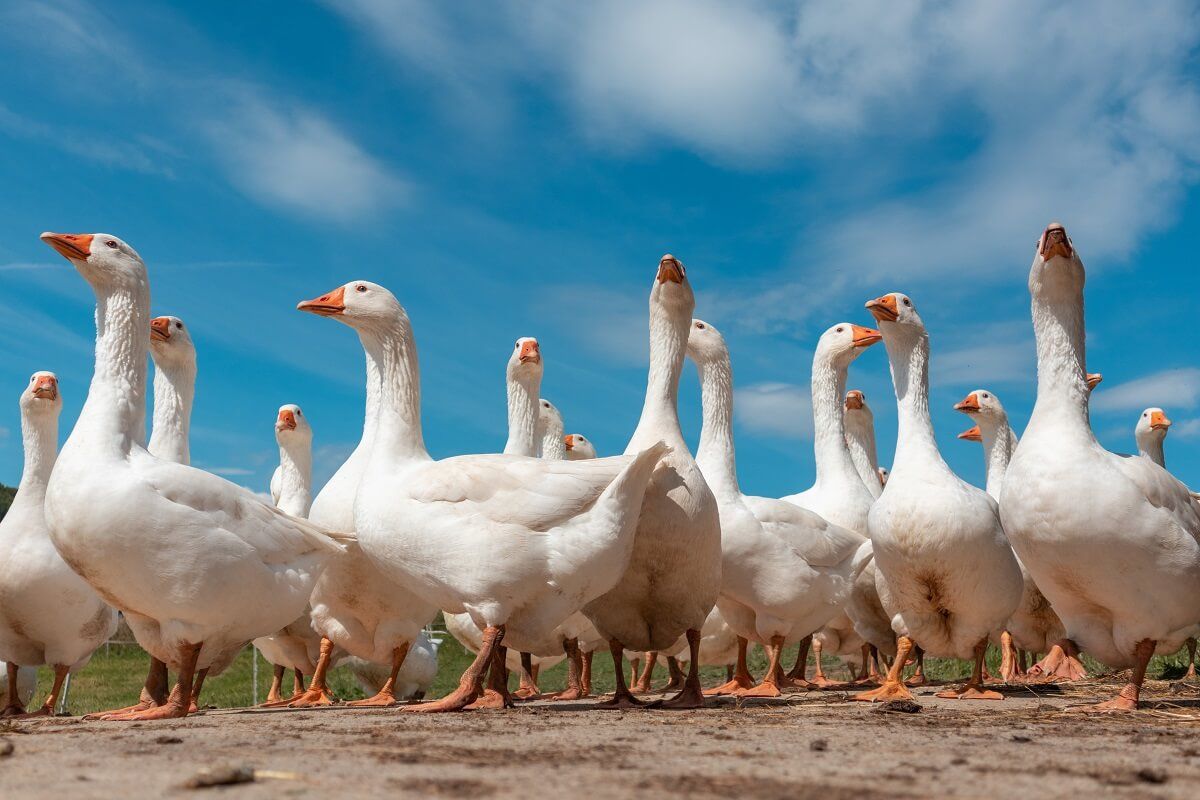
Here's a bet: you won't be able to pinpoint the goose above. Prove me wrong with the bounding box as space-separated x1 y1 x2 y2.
1001 223 1200 710
580 255 721 710
644 606 741 692
253 405 325 705
0 661 37 710
854 292 1022 704
843 390 884 500
564 434 597 460
0 371 117 717
954 389 1074 684
442 611 563 688
342 631 440 702
302 280 669 712
39 231 348 720
685 318 864 697
1131 408 1197 680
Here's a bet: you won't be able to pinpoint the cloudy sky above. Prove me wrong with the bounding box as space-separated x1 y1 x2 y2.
1 0 1197 496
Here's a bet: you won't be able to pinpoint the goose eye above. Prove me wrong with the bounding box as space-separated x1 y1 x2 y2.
695 322 704 329
175 322 182 329
105 240 118 249
835 326 844 332
355 284 367 293
902 298 911 306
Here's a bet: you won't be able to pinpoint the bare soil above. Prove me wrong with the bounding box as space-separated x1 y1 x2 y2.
2 679 1199 799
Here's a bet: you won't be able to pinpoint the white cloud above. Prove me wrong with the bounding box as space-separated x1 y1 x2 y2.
0 104 173 177
1173 419 1200 440
932 322 1034 388
1091 368 1200 414
205 466 255 476
734 382 813 439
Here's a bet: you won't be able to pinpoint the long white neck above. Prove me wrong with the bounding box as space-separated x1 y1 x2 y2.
978 421 1018 500
629 298 689 452
844 413 882 499
1137 435 1165 468
810 355 865 491
148 358 194 465
882 327 943 474
361 315 428 464
75 279 151 454
539 416 566 460
1028 278 1092 441
694 351 739 495
276 439 313 517
504 371 541 457
18 409 58 496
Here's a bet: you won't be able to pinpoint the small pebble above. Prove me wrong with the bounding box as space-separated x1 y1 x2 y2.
155 735 183 745
1012 735 1032 743
810 738 828 752
0 741 13 757
950 757 967 766
875 699 922 714
1136 768 1168 784
183 766 255 789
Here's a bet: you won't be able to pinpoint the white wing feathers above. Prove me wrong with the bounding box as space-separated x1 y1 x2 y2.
742 495 864 569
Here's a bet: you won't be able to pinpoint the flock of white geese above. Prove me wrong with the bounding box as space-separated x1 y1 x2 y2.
0 222 1197 720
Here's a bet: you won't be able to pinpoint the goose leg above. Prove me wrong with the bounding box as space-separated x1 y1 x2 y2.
549 638 586 701
786 635 813 687
465 643 515 709
580 649 594 697
631 652 657 693
705 637 755 695
661 656 686 692
1017 649 1028 678
904 645 928 686
852 644 872 684
408 625 504 713
854 635 918 703
1 662 26 716
936 638 1004 700
732 635 787 697
512 652 541 700
87 657 169 719
349 643 412 707
1184 638 1197 681
869 645 884 682
188 668 209 713
1085 639 1155 712
725 665 734 682
1025 639 1088 683
809 639 847 688
998 631 1020 684
9 664 69 718
654 629 708 709
292 670 305 700
627 656 641 689
262 664 286 705
596 639 648 709
104 643 202 720
284 638 339 707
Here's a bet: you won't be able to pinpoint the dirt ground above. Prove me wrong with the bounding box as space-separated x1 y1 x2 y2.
2 679 1199 799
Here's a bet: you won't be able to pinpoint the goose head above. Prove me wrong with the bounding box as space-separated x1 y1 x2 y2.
149 315 196 369
564 433 597 460
1086 372 1103 393
1135 406 1171 446
508 337 543 385
815 322 883 369
954 389 1008 424
539 397 562 428
1029 222 1085 299
877 466 889 486
21 371 62 418
650 254 695 316
685 319 728 364
275 403 313 448
957 425 982 442
865 292 924 332
40 232 144 289
297 280 408 333
844 389 875 426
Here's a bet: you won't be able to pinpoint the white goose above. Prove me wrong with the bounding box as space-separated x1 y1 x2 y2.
581 255 721 709
1001 223 1200 710
39 232 348 720
343 631 440 702
855 292 1022 704
304 280 668 712
564 434 597 460
954 389 1075 684
0 372 117 716
0 660 37 711
685 319 864 697
253 405 325 705
844 390 884 500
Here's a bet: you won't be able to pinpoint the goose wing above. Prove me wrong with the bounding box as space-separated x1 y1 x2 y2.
743 495 865 568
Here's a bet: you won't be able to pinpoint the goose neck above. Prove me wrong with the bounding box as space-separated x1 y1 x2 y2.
539 418 566 460
77 280 150 453
694 352 739 494
810 355 862 489
19 410 58 492
979 421 1017 500
630 300 688 449
504 372 541 457
277 441 313 517
883 328 941 470
844 415 882 499
360 316 428 463
1138 438 1165 468
1029 289 1092 438
148 359 194 464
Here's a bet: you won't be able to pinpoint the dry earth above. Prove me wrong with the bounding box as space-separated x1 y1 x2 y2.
2 679 1199 799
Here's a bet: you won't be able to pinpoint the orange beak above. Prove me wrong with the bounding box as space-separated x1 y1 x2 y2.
865 294 899 322
845 391 864 410
851 325 882 348
40 232 94 262
1039 223 1073 261
518 339 541 364
564 435 574 450
1150 410 1171 431
656 255 684 284
150 317 171 342
1086 373 1103 391
31 375 58 401
276 409 297 431
298 286 347 316
958 425 982 442
954 393 981 413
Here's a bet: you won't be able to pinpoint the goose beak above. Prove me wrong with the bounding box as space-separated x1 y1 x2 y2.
958 425 982 442
1150 410 1171 431
865 295 899 322
1039 223 1073 261
851 325 882 348
150 317 171 342
657 254 685 284
954 393 981 413
1086 373 1103 392
564 435 574 450
40 232 94 262
31 375 58 401
518 339 541 364
845 391 864 410
298 286 347 316
276 409 297 431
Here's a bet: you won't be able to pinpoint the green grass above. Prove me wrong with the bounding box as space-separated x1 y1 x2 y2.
31 630 1198 714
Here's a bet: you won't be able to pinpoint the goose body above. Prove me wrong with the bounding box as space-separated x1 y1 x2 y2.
343 631 440 701
0 372 117 715
39 232 346 718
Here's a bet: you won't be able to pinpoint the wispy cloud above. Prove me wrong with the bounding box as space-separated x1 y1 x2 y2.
1174 419 1200 440
1091 368 1200 414
734 382 813 440
0 104 173 176
204 466 255 476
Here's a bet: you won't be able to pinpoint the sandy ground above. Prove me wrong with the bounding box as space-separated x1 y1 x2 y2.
2 679 1199 799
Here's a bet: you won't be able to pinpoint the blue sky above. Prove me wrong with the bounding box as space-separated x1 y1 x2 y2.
1 0 1198 497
